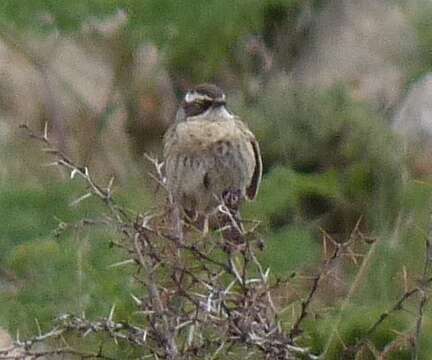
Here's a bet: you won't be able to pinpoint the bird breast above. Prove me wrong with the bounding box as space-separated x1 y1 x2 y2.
164 118 256 212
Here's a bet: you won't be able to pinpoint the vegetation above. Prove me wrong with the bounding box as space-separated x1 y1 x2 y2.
1 0 432 358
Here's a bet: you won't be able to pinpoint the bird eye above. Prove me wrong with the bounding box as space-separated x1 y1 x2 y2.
196 99 211 107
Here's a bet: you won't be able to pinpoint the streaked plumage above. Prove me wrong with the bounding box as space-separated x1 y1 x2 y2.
163 84 262 218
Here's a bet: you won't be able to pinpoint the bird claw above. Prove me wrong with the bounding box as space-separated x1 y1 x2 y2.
222 189 242 210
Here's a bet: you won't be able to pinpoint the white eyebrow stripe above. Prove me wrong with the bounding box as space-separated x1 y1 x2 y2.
185 92 213 103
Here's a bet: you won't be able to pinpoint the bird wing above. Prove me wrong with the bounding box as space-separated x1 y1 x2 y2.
246 137 262 200
234 118 262 200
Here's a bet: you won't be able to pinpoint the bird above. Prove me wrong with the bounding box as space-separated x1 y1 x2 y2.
163 83 262 237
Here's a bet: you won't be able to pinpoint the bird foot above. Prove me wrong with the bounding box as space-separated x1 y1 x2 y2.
222 189 242 210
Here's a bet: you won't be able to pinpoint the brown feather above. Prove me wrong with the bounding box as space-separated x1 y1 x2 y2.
163 116 261 214
246 139 262 200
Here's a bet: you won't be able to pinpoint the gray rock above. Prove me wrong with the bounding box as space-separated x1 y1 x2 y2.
292 0 416 111
392 74 432 175
393 74 432 145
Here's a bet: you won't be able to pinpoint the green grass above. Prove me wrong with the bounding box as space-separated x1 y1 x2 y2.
0 1 432 357
0 0 308 80
0 173 428 355
0 183 140 336
260 225 320 276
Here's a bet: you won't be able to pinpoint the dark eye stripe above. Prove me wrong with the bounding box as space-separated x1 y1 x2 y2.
184 100 212 117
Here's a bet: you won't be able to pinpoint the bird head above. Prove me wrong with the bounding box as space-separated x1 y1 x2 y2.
176 83 229 122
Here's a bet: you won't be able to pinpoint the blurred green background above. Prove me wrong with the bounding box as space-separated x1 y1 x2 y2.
1 0 432 358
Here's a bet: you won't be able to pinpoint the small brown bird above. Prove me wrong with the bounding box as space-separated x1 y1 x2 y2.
163 84 262 233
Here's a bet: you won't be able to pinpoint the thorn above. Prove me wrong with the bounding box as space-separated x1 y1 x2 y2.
264 267 270 282
70 168 79 179
107 176 115 191
203 216 209 236
230 258 243 285
60 334 70 347
108 303 116 322
130 293 142 306
42 147 58 154
35 318 42 337
43 121 48 140
69 192 92 207
224 280 236 295
176 320 192 331
141 214 156 229
187 324 195 346
42 161 59 167
108 259 135 268
402 265 408 293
